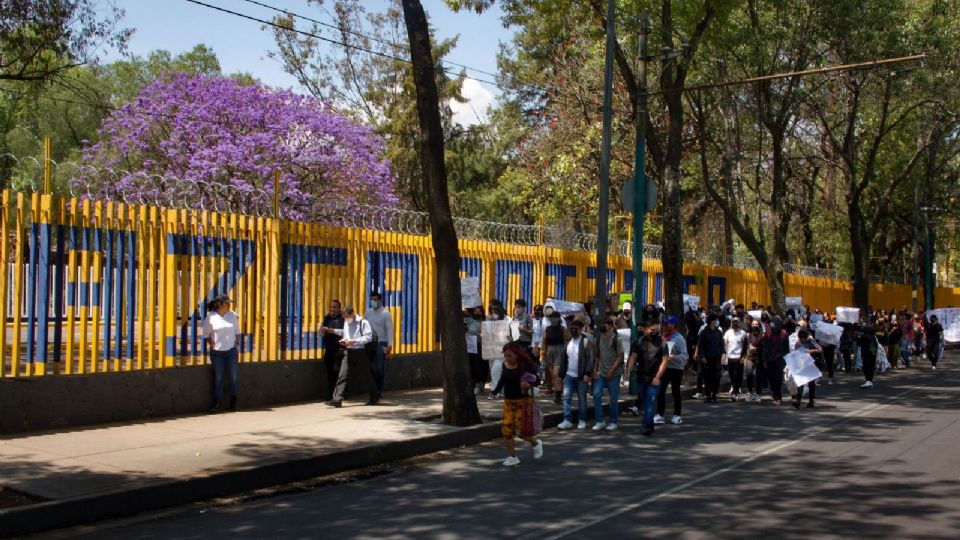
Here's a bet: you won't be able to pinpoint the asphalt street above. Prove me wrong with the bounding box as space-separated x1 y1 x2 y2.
39 362 960 540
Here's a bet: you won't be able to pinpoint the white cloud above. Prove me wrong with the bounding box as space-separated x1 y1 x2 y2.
449 79 495 127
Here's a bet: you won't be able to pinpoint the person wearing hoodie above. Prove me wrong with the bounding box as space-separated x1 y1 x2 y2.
695 313 726 403
654 315 689 425
763 315 790 405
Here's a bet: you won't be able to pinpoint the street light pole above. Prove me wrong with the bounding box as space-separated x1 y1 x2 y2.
595 0 615 320
631 13 649 328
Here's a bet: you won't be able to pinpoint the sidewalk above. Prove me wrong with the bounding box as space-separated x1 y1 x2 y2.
0 381 651 536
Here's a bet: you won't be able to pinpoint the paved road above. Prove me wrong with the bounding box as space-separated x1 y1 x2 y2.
42 362 960 539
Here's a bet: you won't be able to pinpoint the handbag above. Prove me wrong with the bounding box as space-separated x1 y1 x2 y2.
520 397 543 437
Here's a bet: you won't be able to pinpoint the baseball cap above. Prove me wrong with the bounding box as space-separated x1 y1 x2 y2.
663 315 679 326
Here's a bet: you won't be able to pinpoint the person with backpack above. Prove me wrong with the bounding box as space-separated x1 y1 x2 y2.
624 319 670 436
494 342 543 466
591 317 623 431
763 316 790 405
654 315 689 425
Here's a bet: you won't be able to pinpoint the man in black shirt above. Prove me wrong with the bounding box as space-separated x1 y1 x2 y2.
624 320 669 436
696 314 726 402
320 299 345 400
926 315 944 369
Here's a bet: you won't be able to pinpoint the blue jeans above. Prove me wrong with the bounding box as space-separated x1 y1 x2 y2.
900 339 912 367
210 348 238 400
636 380 660 429
562 374 588 422
592 375 620 424
371 341 388 393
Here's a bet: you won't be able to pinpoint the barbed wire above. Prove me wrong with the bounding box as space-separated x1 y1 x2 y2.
1 155 864 280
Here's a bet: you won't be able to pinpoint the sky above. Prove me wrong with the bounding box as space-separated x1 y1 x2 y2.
101 0 513 126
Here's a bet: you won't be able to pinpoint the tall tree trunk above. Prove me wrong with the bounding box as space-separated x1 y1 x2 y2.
401 0 481 426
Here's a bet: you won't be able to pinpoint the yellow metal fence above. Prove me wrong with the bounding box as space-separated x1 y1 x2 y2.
2 189 958 377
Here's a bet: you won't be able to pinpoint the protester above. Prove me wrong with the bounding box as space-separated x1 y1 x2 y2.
654 315 688 425
539 309 569 403
320 299 345 401
763 316 790 405
494 342 543 466
696 314 725 403
624 320 670 436
557 320 595 430
745 319 764 402
513 299 534 352
616 302 634 330
858 322 879 388
486 301 510 399
792 328 822 409
531 304 545 358
364 292 393 405
591 318 623 431
926 315 944 370
466 308 487 395
899 312 915 368
326 306 377 408
724 318 747 401
203 294 240 413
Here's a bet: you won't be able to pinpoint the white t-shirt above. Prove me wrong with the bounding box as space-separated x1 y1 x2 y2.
203 311 239 351
723 328 746 358
566 336 582 378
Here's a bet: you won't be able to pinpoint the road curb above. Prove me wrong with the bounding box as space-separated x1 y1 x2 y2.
0 385 711 537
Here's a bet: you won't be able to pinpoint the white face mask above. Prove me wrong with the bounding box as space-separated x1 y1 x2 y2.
345 317 355 325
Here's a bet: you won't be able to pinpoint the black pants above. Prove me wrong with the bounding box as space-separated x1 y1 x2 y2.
333 348 377 402
656 368 684 417
727 358 743 394
695 364 705 394
863 353 877 382
840 349 852 373
324 347 344 399
704 356 722 398
767 358 785 401
795 381 815 405
468 353 487 386
745 359 759 394
822 345 835 378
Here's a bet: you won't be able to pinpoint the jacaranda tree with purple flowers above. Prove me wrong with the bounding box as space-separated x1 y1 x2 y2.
73 73 398 219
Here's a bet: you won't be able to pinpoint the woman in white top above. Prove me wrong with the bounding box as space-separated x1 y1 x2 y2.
202 294 240 413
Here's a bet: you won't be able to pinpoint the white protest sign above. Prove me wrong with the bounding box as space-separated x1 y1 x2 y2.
748 310 762 320
815 322 842 347
481 321 512 359
836 307 860 324
810 312 823 326
548 298 584 315
683 294 700 311
509 321 521 341
466 335 478 354
720 298 735 311
786 297 803 307
460 277 481 308
927 308 960 343
784 349 822 386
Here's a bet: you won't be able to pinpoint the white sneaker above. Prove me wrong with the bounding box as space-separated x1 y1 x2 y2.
729 389 736 398
605 423 618 431
670 415 683 425
577 420 587 430
932 366 937 370
592 422 607 431
557 420 573 430
693 392 704 399
828 378 834 385
532 439 543 459
653 414 666 425
860 381 874 388
628 405 640 416
502 456 520 467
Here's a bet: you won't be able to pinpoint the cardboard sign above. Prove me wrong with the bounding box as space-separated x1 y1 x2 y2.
548 298 584 315
460 277 481 308
836 307 860 324
480 320 512 359
815 322 843 347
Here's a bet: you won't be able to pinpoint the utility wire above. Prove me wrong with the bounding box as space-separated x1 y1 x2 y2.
184 0 543 93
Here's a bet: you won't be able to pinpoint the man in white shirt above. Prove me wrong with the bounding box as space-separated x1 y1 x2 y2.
723 319 747 401
327 306 377 408
556 320 595 430
363 292 394 404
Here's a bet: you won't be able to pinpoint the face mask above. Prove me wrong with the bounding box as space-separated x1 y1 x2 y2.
345 317 355 324
570 329 581 337
544 307 555 316
369 300 380 309
515 308 525 318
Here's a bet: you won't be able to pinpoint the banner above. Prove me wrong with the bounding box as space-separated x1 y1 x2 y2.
683 294 700 311
460 277 481 308
784 350 822 386
814 322 842 347
927 308 960 343
836 307 860 324
748 310 762 320
481 320 513 359
548 298 584 315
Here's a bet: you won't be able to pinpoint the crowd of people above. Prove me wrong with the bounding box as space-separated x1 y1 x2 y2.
470 298 948 466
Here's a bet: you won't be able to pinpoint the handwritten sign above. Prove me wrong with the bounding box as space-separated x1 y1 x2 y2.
927 308 960 343
481 321 512 359
461 277 481 308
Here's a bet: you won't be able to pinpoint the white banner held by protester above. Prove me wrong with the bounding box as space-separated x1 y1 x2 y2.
784 349 822 387
815 322 843 346
836 307 860 324
481 321 512 359
683 294 700 311
548 299 584 315
460 277 481 308
928 307 960 343
748 310 762 320
786 297 802 308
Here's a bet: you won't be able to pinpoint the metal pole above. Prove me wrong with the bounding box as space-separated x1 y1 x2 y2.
43 137 53 194
924 209 933 310
631 13 648 328
912 162 920 312
595 0 615 320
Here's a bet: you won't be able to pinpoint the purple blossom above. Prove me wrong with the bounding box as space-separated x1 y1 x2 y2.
73 74 398 219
